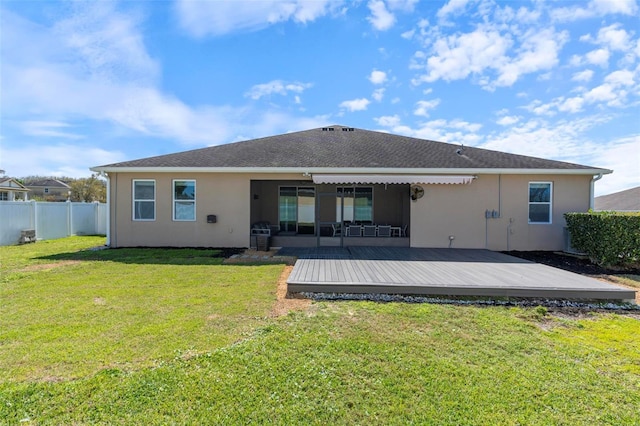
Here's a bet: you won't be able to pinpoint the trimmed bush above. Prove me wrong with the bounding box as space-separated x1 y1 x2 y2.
564 211 640 268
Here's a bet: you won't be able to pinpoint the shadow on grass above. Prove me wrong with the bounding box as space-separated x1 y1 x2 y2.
37 247 247 266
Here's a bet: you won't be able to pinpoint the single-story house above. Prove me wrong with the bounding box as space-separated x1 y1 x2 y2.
0 177 29 201
594 186 640 212
25 179 71 202
91 125 611 251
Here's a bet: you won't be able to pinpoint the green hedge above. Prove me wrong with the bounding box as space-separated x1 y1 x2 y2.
564 211 640 268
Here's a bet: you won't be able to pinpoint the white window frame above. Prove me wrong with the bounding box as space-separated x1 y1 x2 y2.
528 182 552 224
0 192 8 201
173 179 196 222
132 179 156 221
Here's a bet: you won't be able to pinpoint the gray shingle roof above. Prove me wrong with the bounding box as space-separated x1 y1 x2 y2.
26 179 70 188
95 125 606 171
594 186 640 211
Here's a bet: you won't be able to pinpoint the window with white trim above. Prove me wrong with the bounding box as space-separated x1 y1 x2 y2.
528 182 552 224
173 180 196 221
133 180 155 221
0 192 8 201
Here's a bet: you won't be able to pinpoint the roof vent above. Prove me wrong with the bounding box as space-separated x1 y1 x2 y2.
341 127 355 132
322 127 335 131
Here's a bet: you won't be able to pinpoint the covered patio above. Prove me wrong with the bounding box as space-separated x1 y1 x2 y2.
283 247 636 301
250 174 475 248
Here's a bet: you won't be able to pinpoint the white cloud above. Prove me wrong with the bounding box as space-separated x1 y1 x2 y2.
482 117 601 161
595 24 632 51
381 119 483 145
367 0 395 31
369 69 388 84
604 69 635 86
572 69 594 82
375 114 401 126
587 135 640 196
413 99 441 117
591 0 638 15
19 121 84 140
54 2 160 84
493 28 568 88
372 88 385 102
558 97 585 113
0 143 126 178
339 98 371 111
175 0 342 37
585 48 610 67
437 0 471 20
412 9 568 90
416 27 512 84
496 115 520 126
552 0 638 22
386 0 418 12
1 2 328 151
245 80 313 100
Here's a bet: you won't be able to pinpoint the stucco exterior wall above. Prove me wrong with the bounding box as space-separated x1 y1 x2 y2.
109 171 593 250
409 174 592 251
108 172 307 248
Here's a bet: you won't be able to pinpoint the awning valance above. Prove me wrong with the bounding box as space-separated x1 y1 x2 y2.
311 175 476 185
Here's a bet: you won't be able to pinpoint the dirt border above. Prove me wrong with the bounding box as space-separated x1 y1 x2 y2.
270 265 311 317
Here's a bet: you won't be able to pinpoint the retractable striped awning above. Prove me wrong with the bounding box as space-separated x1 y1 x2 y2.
311 175 476 185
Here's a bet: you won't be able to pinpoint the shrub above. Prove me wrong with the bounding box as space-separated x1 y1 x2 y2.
564 211 640 268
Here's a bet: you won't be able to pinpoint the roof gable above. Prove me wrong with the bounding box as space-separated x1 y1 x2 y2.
0 177 29 191
93 125 608 173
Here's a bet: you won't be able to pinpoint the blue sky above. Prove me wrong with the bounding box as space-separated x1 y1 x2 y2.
1 0 638 196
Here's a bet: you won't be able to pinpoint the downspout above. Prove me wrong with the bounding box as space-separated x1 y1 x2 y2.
590 173 603 210
101 172 111 247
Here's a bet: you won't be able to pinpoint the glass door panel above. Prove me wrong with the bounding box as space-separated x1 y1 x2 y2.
279 187 297 232
297 187 315 234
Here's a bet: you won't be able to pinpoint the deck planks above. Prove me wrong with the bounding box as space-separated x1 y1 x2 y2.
285 247 636 301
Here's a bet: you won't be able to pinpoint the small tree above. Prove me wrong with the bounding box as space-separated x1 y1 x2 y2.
69 174 106 202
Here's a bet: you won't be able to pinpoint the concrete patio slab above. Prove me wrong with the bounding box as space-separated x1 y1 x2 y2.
282 247 636 301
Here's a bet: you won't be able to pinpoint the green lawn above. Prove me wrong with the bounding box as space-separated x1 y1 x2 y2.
1 237 639 425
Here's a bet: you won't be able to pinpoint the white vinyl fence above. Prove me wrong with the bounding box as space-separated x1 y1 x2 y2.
0 201 107 246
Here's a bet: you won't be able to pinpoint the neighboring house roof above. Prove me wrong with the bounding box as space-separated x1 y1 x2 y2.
26 179 71 189
93 125 611 175
0 177 29 192
594 186 640 211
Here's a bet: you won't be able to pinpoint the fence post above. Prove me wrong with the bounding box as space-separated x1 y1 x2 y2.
31 200 37 239
67 201 72 237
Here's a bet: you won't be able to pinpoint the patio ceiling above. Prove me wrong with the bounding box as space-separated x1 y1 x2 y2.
311 174 476 185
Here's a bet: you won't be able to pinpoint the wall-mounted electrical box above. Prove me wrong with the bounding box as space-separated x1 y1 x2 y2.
207 215 217 223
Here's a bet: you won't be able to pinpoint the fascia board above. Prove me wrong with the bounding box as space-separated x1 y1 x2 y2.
91 166 613 175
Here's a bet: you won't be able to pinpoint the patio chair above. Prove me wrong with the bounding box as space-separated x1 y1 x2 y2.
363 225 377 237
377 225 391 237
331 223 342 237
400 225 408 237
347 224 362 237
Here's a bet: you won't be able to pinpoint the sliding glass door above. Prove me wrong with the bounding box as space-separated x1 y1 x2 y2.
336 187 373 223
279 186 316 234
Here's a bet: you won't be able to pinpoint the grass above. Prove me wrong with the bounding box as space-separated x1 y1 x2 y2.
0 237 283 381
606 274 640 290
1 237 639 424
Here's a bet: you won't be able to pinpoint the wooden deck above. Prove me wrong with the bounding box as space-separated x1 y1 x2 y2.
283 247 636 301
